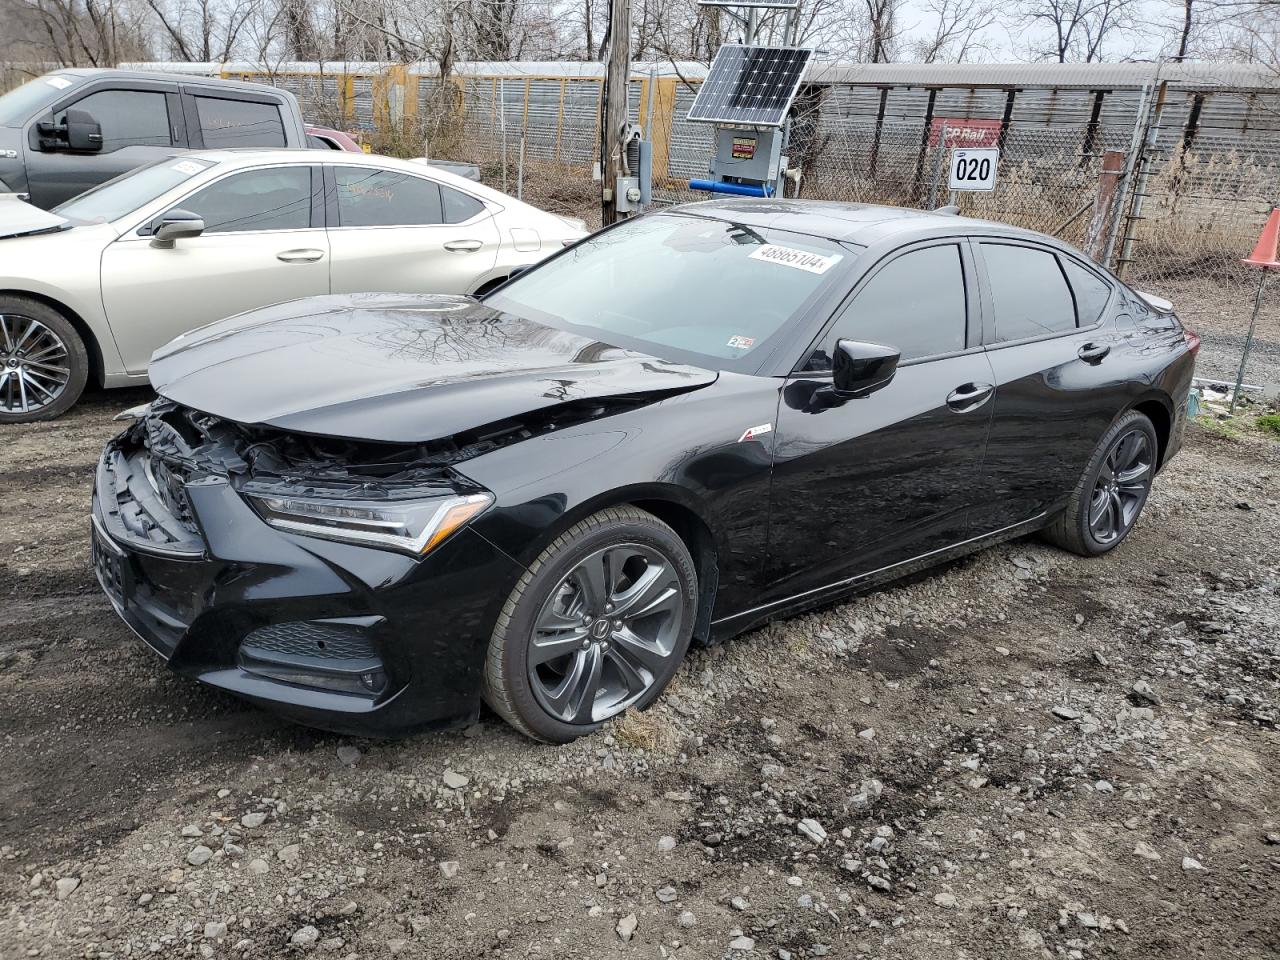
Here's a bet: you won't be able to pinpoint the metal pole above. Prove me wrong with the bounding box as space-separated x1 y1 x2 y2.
927 124 947 210
1231 268 1268 415
518 136 525 200
499 78 508 193
1103 80 1152 270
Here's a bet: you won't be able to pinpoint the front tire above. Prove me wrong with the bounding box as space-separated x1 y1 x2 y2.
1042 410 1158 556
0 297 88 423
482 506 697 743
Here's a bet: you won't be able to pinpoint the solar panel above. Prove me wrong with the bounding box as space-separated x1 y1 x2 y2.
687 45 813 127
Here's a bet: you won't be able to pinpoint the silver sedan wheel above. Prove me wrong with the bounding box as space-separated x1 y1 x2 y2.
0 314 72 416
527 543 686 725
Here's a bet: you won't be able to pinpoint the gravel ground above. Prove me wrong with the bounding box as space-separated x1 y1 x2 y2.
2 388 1279 960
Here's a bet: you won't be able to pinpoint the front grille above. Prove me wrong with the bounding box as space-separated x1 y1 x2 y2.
242 621 379 661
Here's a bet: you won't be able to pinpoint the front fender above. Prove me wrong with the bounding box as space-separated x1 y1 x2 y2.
457 374 782 617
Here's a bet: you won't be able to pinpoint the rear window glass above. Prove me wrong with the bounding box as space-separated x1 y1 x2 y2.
196 97 286 148
442 185 485 223
335 167 443 226
982 243 1076 342
1063 259 1112 326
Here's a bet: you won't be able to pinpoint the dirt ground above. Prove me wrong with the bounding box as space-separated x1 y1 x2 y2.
1 388 1279 960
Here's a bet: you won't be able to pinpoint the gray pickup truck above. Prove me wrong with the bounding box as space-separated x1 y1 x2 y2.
0 69 308 209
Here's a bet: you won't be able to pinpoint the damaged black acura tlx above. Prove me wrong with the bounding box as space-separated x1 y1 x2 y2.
91 200 1197 741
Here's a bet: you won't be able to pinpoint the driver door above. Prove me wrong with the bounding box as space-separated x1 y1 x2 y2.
101 164 328 374
762 240 996 605
26 84 182 209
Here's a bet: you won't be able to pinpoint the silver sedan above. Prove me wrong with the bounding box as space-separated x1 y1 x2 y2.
0 150 587 421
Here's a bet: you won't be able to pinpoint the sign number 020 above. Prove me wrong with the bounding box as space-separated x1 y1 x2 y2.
948 147 999 192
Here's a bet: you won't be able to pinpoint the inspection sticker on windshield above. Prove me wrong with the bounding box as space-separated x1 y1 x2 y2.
171 160 205 175
726 335 755 350
749 244 841 275
45 76 73 90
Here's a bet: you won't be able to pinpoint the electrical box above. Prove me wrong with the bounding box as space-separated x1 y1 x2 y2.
708 126 783 184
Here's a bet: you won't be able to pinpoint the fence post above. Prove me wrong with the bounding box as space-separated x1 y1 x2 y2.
926 125 947 210
1084 150 1126 263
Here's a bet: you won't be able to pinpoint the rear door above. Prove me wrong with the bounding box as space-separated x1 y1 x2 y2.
762 239 996 605
26 84 183 208
969 239 1126 531
324 164 500 295
100 164 328 373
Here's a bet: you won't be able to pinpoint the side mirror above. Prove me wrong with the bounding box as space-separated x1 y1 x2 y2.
831 339 900 398
64 109 102 152
150 209 205 248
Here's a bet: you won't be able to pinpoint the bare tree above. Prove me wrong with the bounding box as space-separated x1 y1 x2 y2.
1018 0 1138 61
145 0 258 61
914 0 996 62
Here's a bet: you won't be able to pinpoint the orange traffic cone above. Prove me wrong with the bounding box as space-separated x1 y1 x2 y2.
1243 205 1280 268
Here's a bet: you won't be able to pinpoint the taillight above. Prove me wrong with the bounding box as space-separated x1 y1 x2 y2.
1184 329 1201 354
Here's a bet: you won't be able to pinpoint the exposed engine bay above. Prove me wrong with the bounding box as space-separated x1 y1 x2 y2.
98 392 673 550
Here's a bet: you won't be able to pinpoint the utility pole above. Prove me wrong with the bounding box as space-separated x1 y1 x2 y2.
600 0 631 226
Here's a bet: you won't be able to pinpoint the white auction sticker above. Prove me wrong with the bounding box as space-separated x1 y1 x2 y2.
46 76 73 90
749 244 842 275
171 160 205 175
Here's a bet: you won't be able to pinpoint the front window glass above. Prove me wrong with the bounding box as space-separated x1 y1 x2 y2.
488 214 849 370
818 244 967 365
54 156 215 224
54 90 171 151
168 167 312 233
0 75 80 127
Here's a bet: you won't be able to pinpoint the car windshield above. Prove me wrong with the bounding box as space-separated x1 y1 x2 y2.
487 213 850 372
54 156 216 224
0 74 80 127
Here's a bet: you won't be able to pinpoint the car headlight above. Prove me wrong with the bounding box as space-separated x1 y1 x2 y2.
246 492 493 556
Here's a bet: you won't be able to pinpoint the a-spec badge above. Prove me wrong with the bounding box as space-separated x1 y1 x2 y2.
737 423 773 443
0 149 17 160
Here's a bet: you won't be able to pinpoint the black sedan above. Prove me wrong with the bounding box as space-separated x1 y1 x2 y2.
90 200 1197 741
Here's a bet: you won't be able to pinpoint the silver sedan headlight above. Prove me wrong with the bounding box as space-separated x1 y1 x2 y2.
246 492 493 556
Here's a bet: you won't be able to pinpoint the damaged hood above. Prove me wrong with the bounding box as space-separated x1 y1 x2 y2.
149 293 719 443
0 196 70 239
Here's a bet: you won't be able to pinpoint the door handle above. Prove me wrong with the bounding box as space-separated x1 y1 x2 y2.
443 239 484 253
276 248 325 263
1078 342 1111 363
946 382 995 413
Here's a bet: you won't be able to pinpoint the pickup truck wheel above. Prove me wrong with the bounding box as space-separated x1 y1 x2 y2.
0 297 88 423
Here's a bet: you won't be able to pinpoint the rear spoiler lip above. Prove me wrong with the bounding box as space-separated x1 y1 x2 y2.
1134 289 1174 314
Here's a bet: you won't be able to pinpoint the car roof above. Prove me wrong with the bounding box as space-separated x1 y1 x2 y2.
182 148 519 208
52 68 284 96
668 198 1050 248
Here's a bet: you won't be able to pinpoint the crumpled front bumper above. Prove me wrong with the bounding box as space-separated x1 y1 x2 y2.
90 433 524 737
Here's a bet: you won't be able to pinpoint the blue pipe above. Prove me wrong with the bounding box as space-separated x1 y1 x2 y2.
688 179 774 198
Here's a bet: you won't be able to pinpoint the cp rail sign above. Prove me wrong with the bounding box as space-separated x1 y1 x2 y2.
948 147 999 192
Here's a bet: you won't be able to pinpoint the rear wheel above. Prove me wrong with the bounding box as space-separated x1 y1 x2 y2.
0 297 88 423
1043 410 1158 556
482 506 697 743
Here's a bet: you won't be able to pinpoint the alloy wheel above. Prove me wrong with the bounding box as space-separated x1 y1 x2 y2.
0 314 72 416
1088 428 1153 545
527 543 686 725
